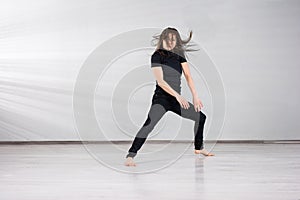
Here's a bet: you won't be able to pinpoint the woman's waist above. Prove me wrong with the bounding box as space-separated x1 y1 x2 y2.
154 85 180 97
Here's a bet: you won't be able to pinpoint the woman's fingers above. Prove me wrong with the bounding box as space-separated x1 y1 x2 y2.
180 98 189 109
199 101 203 108
193 99 204 112
184 101 189 109
194 105 199 112
176 95 191 110
194 102 203 112
180 102 184 109
184 99 190 109
181 101 187 109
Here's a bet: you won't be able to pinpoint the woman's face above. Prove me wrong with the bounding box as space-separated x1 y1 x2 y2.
162 33 177 50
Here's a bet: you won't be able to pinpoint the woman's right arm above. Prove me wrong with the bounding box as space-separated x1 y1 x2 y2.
152 67 190 109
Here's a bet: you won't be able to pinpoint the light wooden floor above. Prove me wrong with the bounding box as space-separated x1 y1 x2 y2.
0 143 299 200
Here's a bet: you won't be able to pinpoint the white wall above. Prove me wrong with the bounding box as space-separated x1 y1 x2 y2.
0 0 300 141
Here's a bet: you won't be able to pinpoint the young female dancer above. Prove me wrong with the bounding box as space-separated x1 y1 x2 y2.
125 27 214 167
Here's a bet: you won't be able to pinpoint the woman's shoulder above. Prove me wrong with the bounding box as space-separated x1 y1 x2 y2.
151 50 163 60
152 49 169 58
152 49 162 56
151 49 173 66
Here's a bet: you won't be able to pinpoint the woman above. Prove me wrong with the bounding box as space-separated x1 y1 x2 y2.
125 27 214 167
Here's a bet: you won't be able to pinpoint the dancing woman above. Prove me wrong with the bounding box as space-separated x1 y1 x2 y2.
125 27 214 166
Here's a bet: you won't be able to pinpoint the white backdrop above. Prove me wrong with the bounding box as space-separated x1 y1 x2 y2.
1 0 300 141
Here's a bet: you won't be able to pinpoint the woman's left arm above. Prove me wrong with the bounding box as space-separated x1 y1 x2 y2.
181 62 203 112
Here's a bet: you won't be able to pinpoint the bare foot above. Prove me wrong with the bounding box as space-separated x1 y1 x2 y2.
124 157 136 167
194 149 215 156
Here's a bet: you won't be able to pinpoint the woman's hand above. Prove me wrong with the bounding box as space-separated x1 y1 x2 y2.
193 96 203 112
175 94 190 109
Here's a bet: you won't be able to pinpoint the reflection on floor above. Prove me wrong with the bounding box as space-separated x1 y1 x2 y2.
0 143 299 200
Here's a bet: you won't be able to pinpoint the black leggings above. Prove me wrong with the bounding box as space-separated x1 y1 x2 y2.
126 89 206 158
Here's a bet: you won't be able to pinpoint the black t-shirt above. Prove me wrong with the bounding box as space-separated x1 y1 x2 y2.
151 49 187 94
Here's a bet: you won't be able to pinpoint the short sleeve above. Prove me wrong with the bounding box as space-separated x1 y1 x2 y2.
179 53 187 63
151 51 161 68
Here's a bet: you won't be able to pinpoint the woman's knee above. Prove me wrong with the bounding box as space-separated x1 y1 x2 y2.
143 115 152 126
142 115 156 130
136 116 155 138
199 112 206 123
